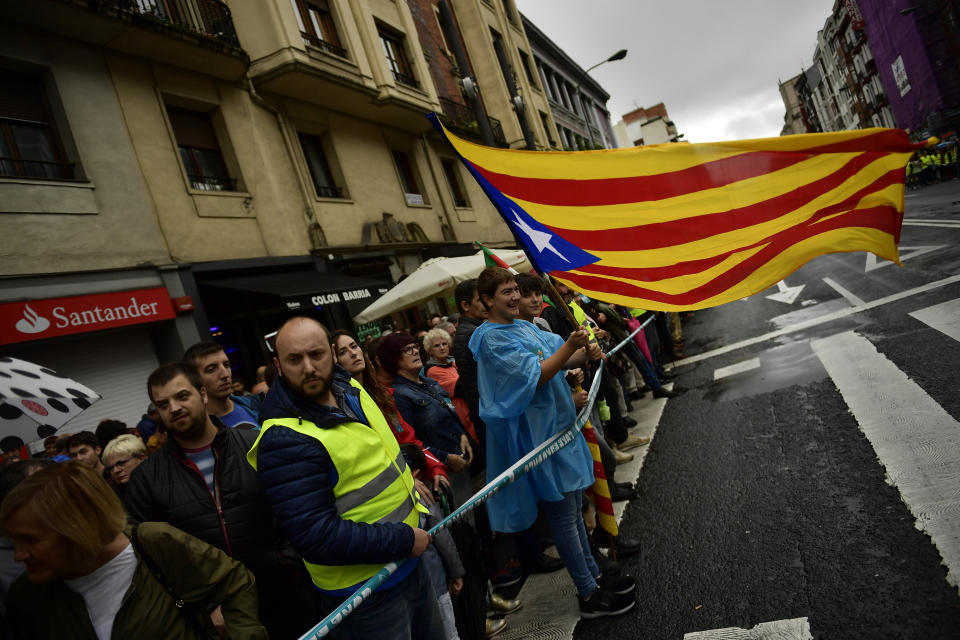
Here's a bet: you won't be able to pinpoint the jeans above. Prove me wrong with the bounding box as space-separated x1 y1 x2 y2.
541 491 599 599
318 562 445 640
624 342 664 391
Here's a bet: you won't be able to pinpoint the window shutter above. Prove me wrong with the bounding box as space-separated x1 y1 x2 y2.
0 70 48 123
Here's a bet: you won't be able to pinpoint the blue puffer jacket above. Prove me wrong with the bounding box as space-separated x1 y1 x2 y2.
253 366 416 593
392 374 467 463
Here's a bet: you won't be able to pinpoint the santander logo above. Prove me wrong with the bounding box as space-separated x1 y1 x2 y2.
15 304 51 334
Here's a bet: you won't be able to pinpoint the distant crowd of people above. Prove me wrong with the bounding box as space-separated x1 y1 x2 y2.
906 144 958 189
0 267 690 639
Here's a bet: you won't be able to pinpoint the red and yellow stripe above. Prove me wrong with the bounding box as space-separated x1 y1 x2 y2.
442 125 929 310
581 421 618 537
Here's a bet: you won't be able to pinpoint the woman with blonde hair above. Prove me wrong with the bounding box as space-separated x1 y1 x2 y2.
101 434 147 498
1 461 266 639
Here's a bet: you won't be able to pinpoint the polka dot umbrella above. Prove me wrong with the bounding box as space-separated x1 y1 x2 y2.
0 356 101 450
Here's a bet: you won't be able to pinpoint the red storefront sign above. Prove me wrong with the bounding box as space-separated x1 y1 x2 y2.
0 288 176 346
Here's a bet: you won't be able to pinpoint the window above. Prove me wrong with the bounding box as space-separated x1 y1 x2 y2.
379 28 418 88
441 159 468 207
0 69 73 180
166 105 237 191
392 150 424 204
291 0 347 57
539 111 555 147
501 0 517 25
298 133 344 198
518 50 537 87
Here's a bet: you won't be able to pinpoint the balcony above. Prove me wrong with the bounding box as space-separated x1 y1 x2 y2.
300 31 347 58
6 0 249 80
438 97 508 147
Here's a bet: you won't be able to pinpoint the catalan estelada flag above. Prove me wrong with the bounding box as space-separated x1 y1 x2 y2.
581 421 618 537
428 114 931 310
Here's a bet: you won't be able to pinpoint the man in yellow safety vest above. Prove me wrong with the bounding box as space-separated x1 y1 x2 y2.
247 316 441 639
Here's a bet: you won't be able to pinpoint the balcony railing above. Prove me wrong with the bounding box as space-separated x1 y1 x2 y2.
0 157 75 180
188 174 238 191
392 70 419 89
97 0 242 49
315 185 344 199
438 97 508 147
301 31 347 58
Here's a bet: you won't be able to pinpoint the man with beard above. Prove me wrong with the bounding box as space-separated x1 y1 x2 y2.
247 316 442 640
124 363 316 640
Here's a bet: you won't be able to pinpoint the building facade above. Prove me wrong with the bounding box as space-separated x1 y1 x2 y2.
521 13 615 150
1 0 605 447
612 103 681 148
856 0 960 138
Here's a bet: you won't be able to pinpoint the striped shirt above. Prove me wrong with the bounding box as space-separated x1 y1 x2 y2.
182 444 215 497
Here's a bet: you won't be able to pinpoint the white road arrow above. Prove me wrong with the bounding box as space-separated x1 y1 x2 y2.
864 245 947 273
765 279 806 304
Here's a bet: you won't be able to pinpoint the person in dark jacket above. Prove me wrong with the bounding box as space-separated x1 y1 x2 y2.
248 316 442 640
125 362 316 640
451 279 487 467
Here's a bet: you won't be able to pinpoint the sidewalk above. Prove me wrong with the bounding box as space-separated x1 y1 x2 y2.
492 386 673 639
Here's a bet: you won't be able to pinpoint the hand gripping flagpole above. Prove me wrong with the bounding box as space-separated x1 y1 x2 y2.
296 320 651 639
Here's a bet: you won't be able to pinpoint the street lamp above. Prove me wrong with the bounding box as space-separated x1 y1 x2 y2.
577 49 627 149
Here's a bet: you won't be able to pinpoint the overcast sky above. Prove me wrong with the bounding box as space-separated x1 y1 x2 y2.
516 0 837 143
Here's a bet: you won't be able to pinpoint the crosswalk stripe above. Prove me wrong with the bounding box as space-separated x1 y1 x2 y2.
822 276 865 306
684 617 812 639
909 298 960 343
811 331 960 587
713 357 760 380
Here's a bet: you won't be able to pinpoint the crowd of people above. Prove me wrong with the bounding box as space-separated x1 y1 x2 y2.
906 144 958 189
0 267 689 639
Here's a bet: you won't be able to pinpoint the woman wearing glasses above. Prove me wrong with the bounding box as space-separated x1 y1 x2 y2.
378 332 475 509
101 434 147 499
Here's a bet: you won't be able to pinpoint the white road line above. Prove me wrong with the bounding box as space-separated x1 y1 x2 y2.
903 221 960 229
904 218 960 225
811 331 960 587
910 298 960 343
684 617 813 639
671 273 960 367
822 276 866 306
713 357 761 381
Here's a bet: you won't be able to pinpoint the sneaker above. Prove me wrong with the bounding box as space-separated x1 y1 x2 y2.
598 573 636 595
616 435 650 452
592 531 642 557
612 448 634 464
578 588 636 618
489 593 522 614
525 553 564 575
622 416 638 428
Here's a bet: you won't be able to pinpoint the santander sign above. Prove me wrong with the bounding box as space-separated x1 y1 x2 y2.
1 288 176 346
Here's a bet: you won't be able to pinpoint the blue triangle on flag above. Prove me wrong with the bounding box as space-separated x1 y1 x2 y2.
426 113 600 274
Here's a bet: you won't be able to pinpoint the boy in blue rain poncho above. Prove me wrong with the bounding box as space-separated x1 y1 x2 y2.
468 267 636 618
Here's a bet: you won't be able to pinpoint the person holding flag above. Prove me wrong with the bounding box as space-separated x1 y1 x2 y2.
469 266 636 618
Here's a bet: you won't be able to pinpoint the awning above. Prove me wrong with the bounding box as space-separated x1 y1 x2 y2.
203 271 390 314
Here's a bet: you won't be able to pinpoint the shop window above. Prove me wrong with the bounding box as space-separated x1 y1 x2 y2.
166 105 238 192
0 68 74 180
441 159 468 208
518 50 537 88
392 150 426 205
379 27 418 88
298 132 345 199
291 0 347 57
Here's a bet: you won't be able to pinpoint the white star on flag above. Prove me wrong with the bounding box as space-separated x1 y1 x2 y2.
512 211 568 263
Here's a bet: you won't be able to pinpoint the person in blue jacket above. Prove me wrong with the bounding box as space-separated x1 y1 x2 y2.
469 267 636 619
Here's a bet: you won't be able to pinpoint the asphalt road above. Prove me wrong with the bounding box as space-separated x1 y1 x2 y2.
573 180 960 639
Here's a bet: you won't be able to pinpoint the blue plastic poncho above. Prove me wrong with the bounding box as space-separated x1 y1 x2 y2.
469 319 594 533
